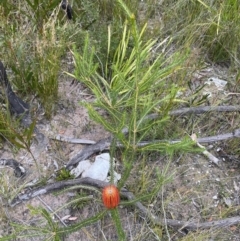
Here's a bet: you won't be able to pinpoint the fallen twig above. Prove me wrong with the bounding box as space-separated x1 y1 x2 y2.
121 188 240 230
52 128 240 146
122 105 240 134
66 137 112 169
59 127 240 170
10 177 109 207
169 105 240 116
191 133 220 166
53 134 96 144
10 177 240 231
63 105 240 169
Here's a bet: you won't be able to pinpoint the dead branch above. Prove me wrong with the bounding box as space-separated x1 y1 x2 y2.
10 177 240 231
169 105 240 116
66 137 112 169
54 128 240 146
53 134 96 144
121 188 240 230
9 178 109 207
65 105 240 169
122 105 240 134
191 133 221 166
62 127 240 169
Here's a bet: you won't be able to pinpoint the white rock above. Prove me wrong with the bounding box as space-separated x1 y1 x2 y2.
205 77 227 90
81 153 110 181
70 160 92 178
70 153 121 183
223 197 232 207
212 195 218 200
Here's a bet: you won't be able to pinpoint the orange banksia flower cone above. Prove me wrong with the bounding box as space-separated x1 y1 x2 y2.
102 185 120 209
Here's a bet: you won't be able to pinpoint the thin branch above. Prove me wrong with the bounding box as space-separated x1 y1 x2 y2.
10 177 240 231
66 137 112 169
64 129 240 169
191 133 220 166
52 134 96 144
53 128 240 146
169 105 240 116
122 105 240 134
